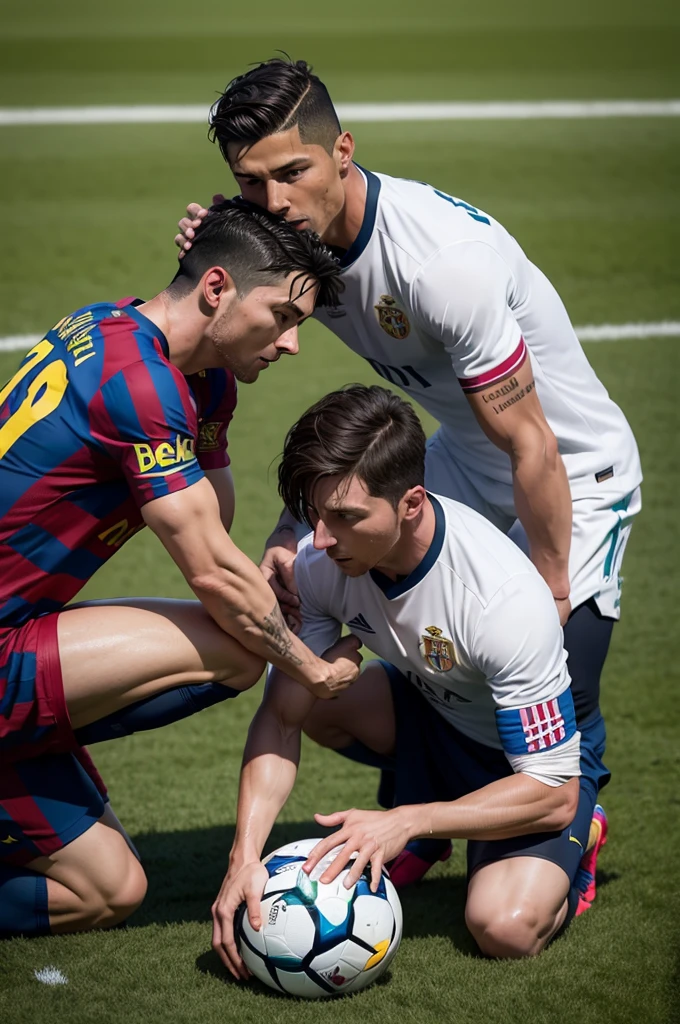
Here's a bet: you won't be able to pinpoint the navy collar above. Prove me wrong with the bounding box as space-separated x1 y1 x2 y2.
120 299 170 359
369 494 446 600
339 166 381 270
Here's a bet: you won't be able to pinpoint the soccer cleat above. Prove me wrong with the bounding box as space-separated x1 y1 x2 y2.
574 804 608 916
386 838 452 889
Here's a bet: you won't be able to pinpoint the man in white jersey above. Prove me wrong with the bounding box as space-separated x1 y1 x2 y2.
177 57 640 877
211 386 610 976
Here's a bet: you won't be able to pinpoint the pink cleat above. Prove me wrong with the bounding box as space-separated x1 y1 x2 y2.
574 804 608 916
387 838 452 889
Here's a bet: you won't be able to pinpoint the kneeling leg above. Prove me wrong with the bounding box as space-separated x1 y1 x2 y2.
0 804 146 937
465 856 572 959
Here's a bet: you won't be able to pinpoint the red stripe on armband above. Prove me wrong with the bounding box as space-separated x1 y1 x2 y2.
457 337 527 394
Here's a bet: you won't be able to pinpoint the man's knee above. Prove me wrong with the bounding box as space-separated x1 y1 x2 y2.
465 901 546 959
82 852 147 929
302 703 352 750
55 847 148 932
224 648 266 693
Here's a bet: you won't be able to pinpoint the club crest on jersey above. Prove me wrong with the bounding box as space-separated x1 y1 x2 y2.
374 295 410 340
198 421 221 451
419 626 455 673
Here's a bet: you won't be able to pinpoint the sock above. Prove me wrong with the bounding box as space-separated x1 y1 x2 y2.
0 864 50 937
74 682 241 745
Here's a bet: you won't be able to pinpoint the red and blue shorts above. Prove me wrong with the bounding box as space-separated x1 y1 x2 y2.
0 613 107 866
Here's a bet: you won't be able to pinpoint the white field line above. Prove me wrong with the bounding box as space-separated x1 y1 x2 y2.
1 322 678 354
1 100 680 127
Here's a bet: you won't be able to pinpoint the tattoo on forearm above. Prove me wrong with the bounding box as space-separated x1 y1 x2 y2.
261 602 302 665
482 376 535 415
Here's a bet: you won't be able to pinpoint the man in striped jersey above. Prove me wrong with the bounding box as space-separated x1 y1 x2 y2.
0 201 361 939
177 57 641 883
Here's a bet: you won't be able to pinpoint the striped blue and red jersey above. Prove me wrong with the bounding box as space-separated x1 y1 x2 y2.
0 298 237 628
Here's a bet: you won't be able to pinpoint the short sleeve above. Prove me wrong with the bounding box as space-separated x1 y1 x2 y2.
411 241 526 394
189 369 238 471
90 358 203 507
471 572 580 785
295 541 343 657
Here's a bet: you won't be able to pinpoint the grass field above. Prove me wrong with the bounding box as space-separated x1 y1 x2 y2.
0 1 679 1021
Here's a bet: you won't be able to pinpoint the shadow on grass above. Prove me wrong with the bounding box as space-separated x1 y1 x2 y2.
130 821 473 947
194 947 397 998
129 821 619 963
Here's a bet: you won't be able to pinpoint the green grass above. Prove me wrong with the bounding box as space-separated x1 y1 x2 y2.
1 0 679 1021
1 0 679 106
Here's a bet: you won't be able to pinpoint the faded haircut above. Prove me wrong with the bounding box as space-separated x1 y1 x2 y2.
209 58 342 160
278 385 427 526
167 198 342 307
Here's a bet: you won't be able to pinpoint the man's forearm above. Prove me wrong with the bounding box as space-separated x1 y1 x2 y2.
230 711 301 864
406 773 578 842
512 443 572 599
197 582 331 687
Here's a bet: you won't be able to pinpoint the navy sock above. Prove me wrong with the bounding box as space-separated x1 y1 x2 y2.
0 864 50 937
74 682 240 745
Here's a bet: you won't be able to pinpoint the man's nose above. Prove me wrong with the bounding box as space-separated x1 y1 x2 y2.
277 325 299 356
266 180 290 215
313 519 336 550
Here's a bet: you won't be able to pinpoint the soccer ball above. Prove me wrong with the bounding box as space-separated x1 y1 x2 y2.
235 838 403 999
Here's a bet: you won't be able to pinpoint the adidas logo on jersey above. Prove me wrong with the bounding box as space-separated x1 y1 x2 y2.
347 613 375 634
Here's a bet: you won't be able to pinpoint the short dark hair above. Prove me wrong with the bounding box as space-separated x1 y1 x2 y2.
209 58 341 161
278 385 427 526
168 198 342 307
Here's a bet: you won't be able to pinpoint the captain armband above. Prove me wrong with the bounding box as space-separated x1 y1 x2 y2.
495 688 577 756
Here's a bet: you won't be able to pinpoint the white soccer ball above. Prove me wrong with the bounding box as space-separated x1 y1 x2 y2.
235 838 403 999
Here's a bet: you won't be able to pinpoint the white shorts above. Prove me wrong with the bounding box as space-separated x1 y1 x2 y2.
425 429 641 619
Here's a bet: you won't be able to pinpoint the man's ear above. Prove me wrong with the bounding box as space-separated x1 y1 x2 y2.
335 131 355 176
202 266 237 310
401 485 427 521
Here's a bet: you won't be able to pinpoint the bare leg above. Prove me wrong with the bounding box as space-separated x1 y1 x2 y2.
58 598 265 729
465 855 571 958
26 805 147 934
302 661 396 756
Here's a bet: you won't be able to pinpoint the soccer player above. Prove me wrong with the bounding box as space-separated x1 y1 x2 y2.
0 201 361 939
211 385 610 974
177 57 640 878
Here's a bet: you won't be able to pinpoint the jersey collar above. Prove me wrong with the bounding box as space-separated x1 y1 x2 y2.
338 166 381 270
369 494 445 600
118 298 170 358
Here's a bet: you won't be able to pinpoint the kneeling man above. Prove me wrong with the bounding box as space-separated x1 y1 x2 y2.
212 384 609 974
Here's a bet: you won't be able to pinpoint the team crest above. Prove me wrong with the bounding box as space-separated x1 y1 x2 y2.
419 626 455 673
374 295 410 340
198 421 221 451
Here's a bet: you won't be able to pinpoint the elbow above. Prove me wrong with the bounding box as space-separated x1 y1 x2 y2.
511 424 560 471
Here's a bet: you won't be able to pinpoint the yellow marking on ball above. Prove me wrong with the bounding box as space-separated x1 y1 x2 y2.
364 939 390 971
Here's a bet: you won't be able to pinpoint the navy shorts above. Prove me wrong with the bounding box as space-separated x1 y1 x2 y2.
382 662 610 883
0 749 107 868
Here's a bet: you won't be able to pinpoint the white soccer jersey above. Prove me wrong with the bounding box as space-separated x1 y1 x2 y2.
315 168 642 508
296 494 580 786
